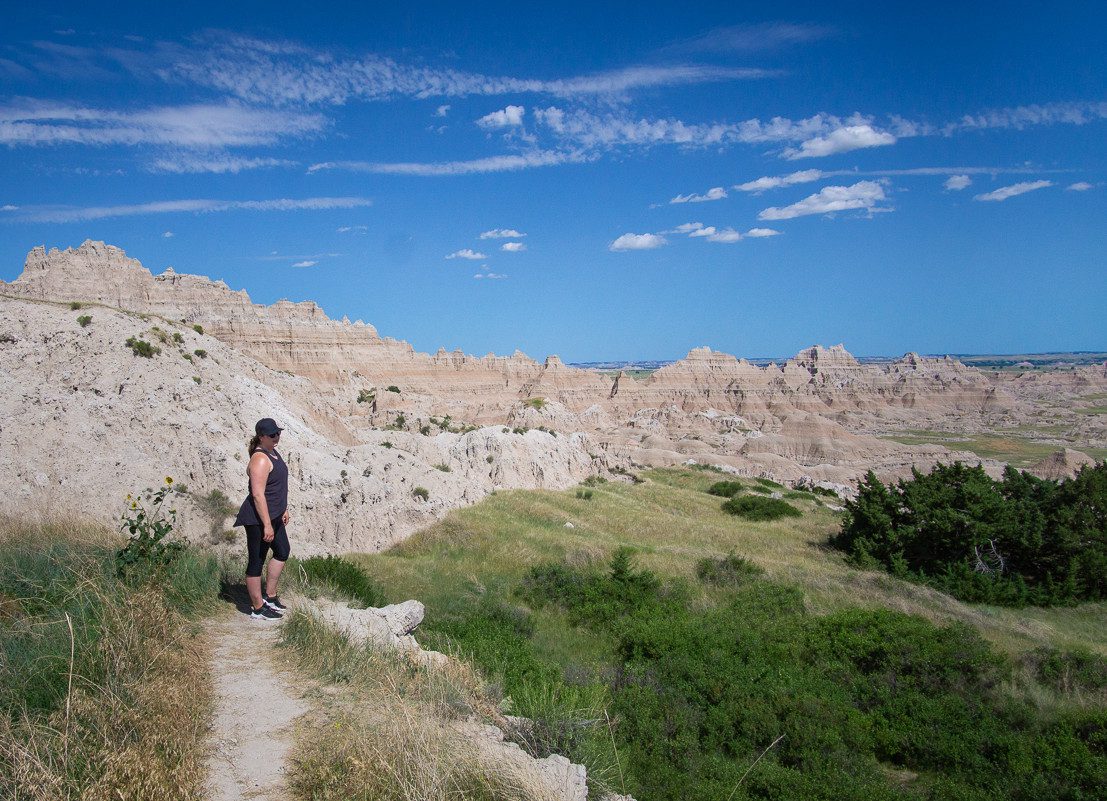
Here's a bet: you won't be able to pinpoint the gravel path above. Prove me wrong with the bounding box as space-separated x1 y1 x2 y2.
205 612 308 801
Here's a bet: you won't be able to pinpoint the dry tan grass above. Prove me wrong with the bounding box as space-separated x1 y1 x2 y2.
0 515 214 801
282 610 563 801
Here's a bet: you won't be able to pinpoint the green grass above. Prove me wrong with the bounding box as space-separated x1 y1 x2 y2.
346 468 1106 658
880 430 1107 467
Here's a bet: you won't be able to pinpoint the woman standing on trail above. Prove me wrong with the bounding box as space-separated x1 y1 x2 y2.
233 418 291 620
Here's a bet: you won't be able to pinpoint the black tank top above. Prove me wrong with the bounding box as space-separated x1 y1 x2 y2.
233 449 289 526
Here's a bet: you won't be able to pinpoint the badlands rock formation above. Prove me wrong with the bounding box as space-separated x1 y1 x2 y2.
1 241 1103 551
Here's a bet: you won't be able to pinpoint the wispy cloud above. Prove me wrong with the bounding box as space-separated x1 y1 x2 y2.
11 196 371 223
156 32 773 106
480 228 527 238
446 248 487 260
162 230 174 237
474 271 507 279
501 242 526 252
670 186 727 203
435 104 450 117
758 180 890 220
610 233 666 251
337 224 368 232
945 101 1107 134
661 22 835 53
1 204 18 212
0 100 326 148
477 105 525 128
944 175 972 190
292 260 317 267
1067 181 1094 191
309 149 583 176
973 180 1052 202
745 227 781 237
148 154 296 173
735 169 823 192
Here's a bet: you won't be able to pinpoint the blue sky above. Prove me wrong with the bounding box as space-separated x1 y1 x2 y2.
1 1 1105 361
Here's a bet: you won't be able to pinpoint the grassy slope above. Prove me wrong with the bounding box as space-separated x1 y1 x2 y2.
350 468 1106 658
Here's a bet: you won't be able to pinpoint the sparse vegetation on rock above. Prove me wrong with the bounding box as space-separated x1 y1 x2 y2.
124 336 159 358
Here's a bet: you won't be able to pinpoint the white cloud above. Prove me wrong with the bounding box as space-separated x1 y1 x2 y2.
783 124 896 159
609 233 666 251
688 226 716 238
501 242 526 252
474 272 506 279
477 105 525 128
706 228 742 243
480 228 527 239
670 186 727 204
1 204 18 211
745 227 781 237
162 230 174 237
446 248 487 260
148 154 296 174
973 180 1053 202
14 196 371 223
671 222 704 233
292 260 317 267
944 175 972 190
435 104 450 117
309 149 583 176
1067 182 1094 191
337 224 368 233
734 169 823 192
758 180 889 220
0 100 326 148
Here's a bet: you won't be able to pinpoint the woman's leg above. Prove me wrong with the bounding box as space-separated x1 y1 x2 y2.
245 524 270 610
265 521 291 598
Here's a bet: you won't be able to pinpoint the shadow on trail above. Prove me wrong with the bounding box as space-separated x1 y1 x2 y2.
219 580 254 615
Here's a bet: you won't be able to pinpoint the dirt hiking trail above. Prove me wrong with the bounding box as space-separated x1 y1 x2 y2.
205 610 308 801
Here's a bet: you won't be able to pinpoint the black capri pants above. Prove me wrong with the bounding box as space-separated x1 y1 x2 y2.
244 517 291 577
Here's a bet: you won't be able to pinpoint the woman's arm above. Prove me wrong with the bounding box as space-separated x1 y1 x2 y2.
247 452 275 541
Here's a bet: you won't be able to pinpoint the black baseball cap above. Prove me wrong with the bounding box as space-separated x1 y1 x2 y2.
255 418 284 436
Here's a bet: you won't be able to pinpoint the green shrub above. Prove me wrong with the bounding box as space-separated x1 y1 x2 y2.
172 332 183 343
150 326 171 344
756 477 785 489
193 348 207 358
575 489 593 500
721 495 801 521
524 397 546 410
192 323 203 334
392 413 406 429
420 425 431 435
1020 646 1107 694
125 336 159 358
486 455 494 464
69 301 82 310
77 314 92 327
413 486 429 501
182 352 193 362
117 478 184 575
582 475 607 486
192 376 201 384
831 462 1107 606
707 480 743 497
299 555 384 607
696 553 765 586
386 385 401 393
435 463 451 472
380 441 393 448
357 389 375 404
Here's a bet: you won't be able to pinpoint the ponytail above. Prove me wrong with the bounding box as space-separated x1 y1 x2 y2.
248 434 261 455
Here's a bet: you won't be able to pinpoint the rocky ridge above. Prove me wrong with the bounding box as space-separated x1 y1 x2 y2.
1 241 1103 551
